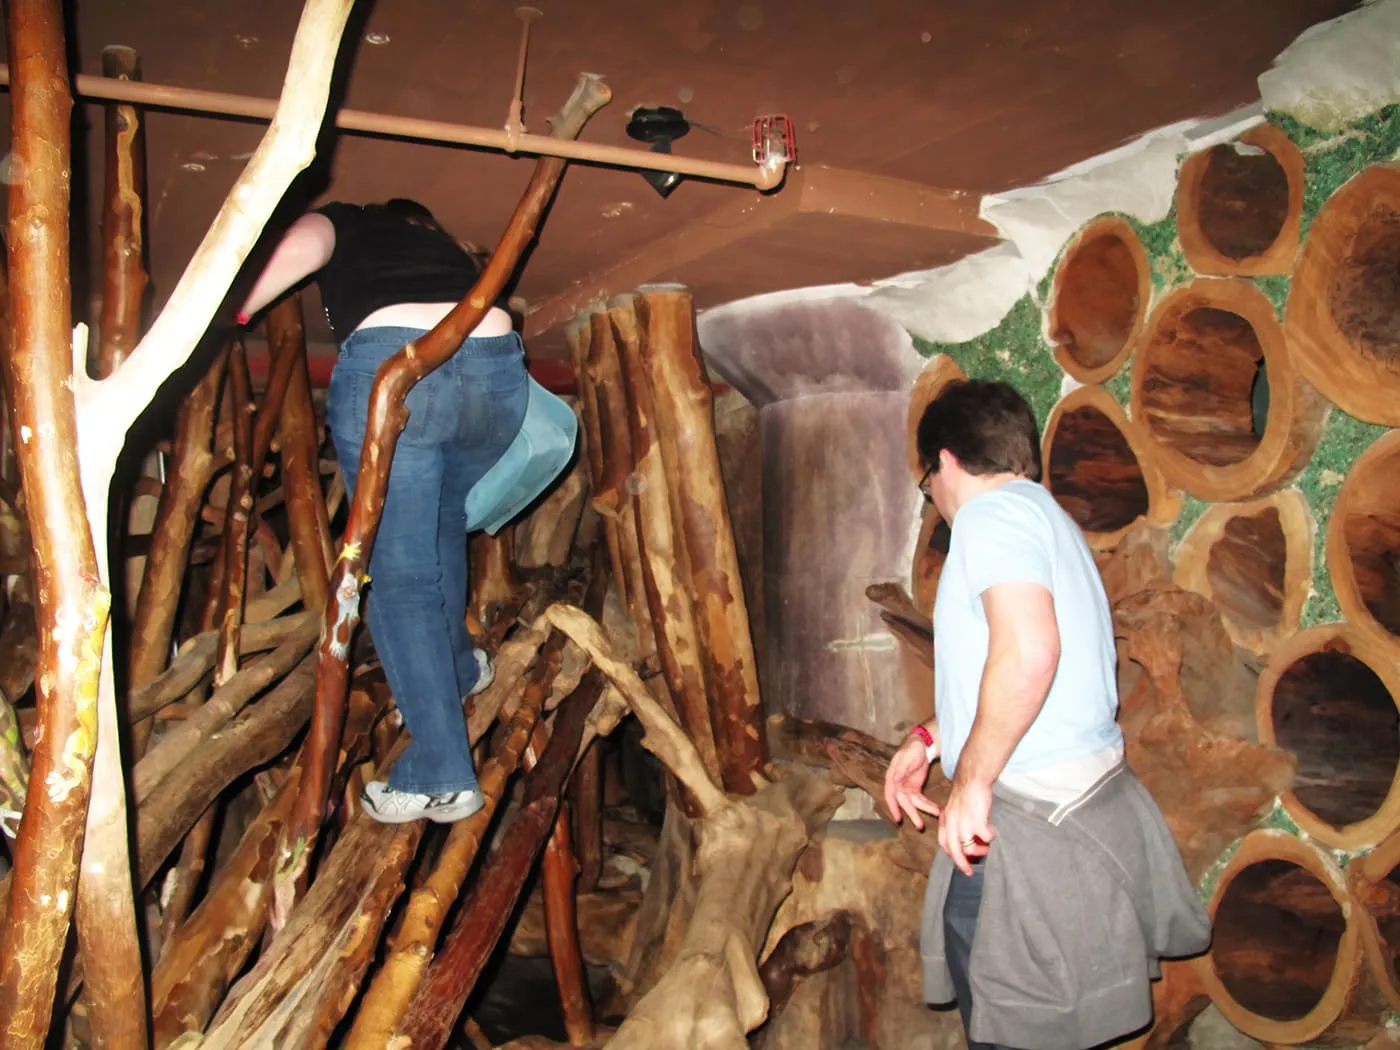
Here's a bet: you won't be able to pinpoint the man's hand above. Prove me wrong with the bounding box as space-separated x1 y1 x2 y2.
883 729 941 832
937 775 994 876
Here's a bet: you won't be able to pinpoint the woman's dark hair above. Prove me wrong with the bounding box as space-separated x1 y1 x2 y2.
372 198 491 268
916 379 1043 482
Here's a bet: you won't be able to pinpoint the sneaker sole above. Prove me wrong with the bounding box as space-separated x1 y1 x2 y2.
360 794 486 825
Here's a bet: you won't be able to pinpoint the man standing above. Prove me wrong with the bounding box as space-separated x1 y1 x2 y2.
883 379 1210 1050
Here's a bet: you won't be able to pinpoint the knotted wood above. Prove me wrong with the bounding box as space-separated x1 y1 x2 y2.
282 74 612 893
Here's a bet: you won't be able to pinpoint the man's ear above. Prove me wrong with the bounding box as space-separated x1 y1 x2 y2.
938 448 958 475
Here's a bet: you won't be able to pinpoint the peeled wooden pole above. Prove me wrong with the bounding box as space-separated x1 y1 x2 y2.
541 799 596 1046
0 3 111 1044
251 294 308 471
470 528 521 630
571 740 604 892
281 75 612 894
606 297 722 787
93 45 146 378
634 286 766 794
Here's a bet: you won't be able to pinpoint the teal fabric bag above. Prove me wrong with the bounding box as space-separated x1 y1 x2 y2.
465 377 579 535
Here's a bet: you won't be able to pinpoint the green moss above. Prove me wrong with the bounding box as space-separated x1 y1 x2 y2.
1103 366 1133 409
1253 274 1290 318
1124 208 1192 294
1295 409 1390 627
1268 105 1400 240
1168 494 1211 553
911 295 1063 429
1196 836 1243 904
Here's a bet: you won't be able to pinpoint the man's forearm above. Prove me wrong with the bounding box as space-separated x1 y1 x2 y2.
953 645 1053 789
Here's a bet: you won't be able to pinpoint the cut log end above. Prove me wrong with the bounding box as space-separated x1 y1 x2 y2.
1047 216 1150 382
1042 386 1172 548
1134 279 1324 502
1328 204 1400 367
1176 125 1304 276
1259 626 1400 850
1330 430 1400 652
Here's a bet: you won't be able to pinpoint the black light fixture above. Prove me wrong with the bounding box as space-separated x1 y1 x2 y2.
626 105 690 199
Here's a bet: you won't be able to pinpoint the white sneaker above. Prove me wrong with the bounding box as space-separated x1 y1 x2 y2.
467 649 494 697
360 780 486 824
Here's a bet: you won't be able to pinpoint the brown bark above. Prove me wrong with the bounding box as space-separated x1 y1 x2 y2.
281 74 613 895
605 298 722 787
0 3 112 1045
570 739 604 892
395 668 601 1049
93 44 147 378
515 437 590 570
758 912 854 1017
343 635 570 1048
250 294 307 472
127 347 228 748
470 527 520 631
275 304 332 613
565 319 627 605
633 286 766 794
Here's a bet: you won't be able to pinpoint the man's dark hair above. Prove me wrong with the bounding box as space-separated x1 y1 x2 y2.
916 379 1043 482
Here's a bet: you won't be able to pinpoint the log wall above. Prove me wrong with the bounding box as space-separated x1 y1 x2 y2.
907 102 1400 1047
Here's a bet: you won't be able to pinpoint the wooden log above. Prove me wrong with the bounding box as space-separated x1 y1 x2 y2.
1194 829 1384 1045
633 285 767 795
565 321 626 605
905 353 967 482
341 635 570 1048
570 314 657 660
250 295 306 470
469 528 521 630
1327 429 1400 656
1176 123 1305 277
282 74 612 894
150 678 384 1047
570 739 604 892
127 347 228 747
136 653 316 887
1173 488 1313 659
1256 624 1400 851
0 3 112 1042
1114 580 1296 878
1042 384 1181 549
93 44 147 377
1132 278 1328 501
604 774 844 1049
1047 216 1151 384
542 799 596 1045
605 297 723 788
276 313 333 613
1284 162 1400 426
1346 829 1400 1021
393 665 601 1050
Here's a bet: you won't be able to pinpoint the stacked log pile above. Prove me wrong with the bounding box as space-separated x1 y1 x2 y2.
900 108 1400 1046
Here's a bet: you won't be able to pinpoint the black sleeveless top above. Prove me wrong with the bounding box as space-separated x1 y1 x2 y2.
313 202 508 341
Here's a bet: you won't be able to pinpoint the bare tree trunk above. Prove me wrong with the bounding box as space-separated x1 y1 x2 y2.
570 740 603 892
93 44 147 377
634 287 766 794
0 3 111 1045
280 72 612 903
542 800 596 1045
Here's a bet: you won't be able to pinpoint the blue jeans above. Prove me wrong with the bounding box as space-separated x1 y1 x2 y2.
944 861 1018 1050
327 326 528 794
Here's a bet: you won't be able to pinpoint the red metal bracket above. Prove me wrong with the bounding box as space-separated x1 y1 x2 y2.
752 114 797 166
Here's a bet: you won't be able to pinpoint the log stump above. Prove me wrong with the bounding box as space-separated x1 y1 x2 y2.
1131 278 1327 501
1285 162 1400 426
1327 429 1400 656
1256 624 1400 851
1194 830 1383 1046
1046 216 1151 384
1172 489 1314 659
1041 385 1179 548
1176 123 1305 277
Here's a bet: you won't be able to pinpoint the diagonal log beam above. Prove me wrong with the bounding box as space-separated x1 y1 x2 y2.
281 70 612 898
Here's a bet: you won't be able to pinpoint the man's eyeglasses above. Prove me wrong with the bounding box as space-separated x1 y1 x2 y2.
917 464 934 504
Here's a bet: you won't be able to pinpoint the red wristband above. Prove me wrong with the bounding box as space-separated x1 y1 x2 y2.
910 725 934 749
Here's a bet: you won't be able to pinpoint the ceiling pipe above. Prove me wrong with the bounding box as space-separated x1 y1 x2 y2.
0 65 790 191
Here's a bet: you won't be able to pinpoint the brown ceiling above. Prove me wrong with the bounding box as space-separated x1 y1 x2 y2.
0 0 1360 371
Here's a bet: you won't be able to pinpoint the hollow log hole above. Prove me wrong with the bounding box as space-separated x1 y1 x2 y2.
1047 406 1149 535
1272 647 1399 828
1213 859 1344 1021
1196 143 1291 261
1206 507 1286 633
1141 306 1265 467
1329 205 1400 366
1053 230 1141 371
1343 494 1400 641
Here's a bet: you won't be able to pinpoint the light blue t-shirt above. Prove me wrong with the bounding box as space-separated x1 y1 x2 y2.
933 479 1122 778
